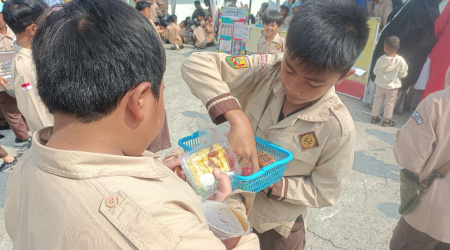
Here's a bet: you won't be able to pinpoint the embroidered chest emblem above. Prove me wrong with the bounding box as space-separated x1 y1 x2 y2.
225 56 251 69
275 44 281 50
299 131 319 151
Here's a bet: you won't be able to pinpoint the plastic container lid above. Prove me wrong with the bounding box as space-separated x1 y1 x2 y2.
202 201 252 240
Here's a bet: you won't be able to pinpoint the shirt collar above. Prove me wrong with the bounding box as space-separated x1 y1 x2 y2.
296 87 337 122
0 26 15 40
14 43 32 58
31 127 168 180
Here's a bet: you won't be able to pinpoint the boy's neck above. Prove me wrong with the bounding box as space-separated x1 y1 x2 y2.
282 98 311 117
265 33 277 43
45 113 127 156
16 33 33 49
0 24 7 35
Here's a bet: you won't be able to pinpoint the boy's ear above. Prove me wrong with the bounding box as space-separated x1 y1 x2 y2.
336 69 355 85
28 24 37 36
126 82 152 124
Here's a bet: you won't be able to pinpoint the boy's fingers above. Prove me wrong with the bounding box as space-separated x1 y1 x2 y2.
249 154 260 174
213 168 232 197
238 156 248 169
163 156 181 171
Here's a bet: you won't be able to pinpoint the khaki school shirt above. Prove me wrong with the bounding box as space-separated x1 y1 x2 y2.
394 85 450 244
166 23 184 46
11 44 53 133
0 26 14 52
193 26 207 49
181 52 355 237
205 21 215 44
5 127 260 249
281 15 292 29
257 33 285 54
0 27 15 92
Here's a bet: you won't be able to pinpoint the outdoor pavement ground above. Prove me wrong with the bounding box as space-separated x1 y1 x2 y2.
0 44 412 250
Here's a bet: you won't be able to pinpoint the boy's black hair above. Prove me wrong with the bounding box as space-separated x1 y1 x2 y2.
204 0 210 4
286 0 369 75
3 0 48 34
169 14 177 23
262 2 269 8
194 21 201 27
262 10 283 26
194 1 200 5
249 14 255 24
197 11 206 18
280 4 289 11
32 0 165 123
384 36 401 52
135 1 150 11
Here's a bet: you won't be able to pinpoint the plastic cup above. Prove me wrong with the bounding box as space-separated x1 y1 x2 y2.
202 201 252 240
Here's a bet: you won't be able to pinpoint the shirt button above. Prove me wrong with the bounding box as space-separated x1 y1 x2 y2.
264 133 270 139
105 195 118 208
334 104 342 111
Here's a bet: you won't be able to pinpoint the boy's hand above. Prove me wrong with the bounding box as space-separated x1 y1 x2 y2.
224 110 260 174
212 168 232 202
0 77 8 88
164 155 186 180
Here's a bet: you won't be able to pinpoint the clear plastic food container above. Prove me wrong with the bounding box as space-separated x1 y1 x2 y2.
180 139 240 199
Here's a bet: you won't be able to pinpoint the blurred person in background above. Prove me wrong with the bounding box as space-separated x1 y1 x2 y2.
366 0 393 30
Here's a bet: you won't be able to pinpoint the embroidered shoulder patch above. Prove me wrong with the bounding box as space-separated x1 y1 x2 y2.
298 131 319 151
411 111 423 125
275 44 281 50
259 54 268 68
225 56 251 69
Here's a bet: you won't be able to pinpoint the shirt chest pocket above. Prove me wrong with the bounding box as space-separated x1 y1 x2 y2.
100 191 180 249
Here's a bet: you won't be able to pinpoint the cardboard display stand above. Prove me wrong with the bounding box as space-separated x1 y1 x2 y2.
217 7 250 55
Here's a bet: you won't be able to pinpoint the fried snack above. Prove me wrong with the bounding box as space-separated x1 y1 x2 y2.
258 151 275 167
186 143 232 188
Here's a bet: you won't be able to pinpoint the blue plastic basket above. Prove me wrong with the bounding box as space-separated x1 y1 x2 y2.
178 131 294 193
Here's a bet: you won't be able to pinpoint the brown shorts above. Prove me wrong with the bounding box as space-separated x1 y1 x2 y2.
390 216 450 250
255 216 305 250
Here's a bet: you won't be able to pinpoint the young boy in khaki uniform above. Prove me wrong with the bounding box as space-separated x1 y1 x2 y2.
4 0 259 249
192 21 207 49
166 15 184 50
257 10 285 54
3 0 53 134
390 66 450 249
0 5 29 147
182 1 369 249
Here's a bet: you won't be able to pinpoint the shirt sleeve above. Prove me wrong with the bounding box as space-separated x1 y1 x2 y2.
394 99 437 174
181 52 276 124
269 125 355 207
373 58 381 76
399 58 408 78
